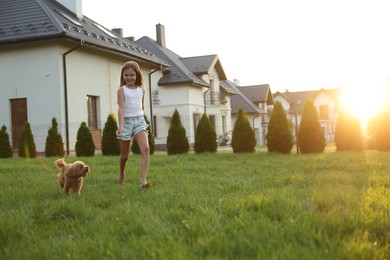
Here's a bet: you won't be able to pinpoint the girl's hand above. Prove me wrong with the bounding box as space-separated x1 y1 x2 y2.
116 128 122 137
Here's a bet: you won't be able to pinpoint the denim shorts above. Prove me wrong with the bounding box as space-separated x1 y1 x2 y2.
119 116 149 141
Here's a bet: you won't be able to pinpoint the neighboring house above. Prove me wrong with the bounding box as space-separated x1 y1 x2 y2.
273 88 341 142
0 0 167 154
224 80 274 146
136 24 237 149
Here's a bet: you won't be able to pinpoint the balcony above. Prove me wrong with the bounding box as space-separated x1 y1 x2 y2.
205 91 227 105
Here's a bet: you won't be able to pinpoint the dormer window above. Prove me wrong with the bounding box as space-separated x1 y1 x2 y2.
93 22 118 39
55 9 83 26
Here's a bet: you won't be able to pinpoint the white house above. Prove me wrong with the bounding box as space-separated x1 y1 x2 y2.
136 24 237 150
273 88 341 142
0 0 167 154
224 80 274 146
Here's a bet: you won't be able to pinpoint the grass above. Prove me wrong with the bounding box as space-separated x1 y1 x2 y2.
0 151 389 259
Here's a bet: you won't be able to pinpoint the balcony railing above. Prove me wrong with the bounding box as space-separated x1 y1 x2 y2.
205 91 227 105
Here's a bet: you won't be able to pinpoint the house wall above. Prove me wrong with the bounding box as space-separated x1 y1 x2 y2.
314 92 338 141
0 41 155 153
151 84 206 146
0 43 63 151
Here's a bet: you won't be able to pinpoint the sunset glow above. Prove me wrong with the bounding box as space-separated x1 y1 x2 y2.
339 83 386 131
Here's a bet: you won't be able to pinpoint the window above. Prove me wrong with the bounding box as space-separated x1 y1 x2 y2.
319 105 329 120
222 115 226 134
153 116 157 137
87 95 99 129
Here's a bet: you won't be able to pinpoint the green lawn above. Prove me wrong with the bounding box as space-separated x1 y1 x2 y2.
0 151 389 259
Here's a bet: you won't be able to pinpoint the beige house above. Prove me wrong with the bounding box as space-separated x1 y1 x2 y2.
0 0 167 154
273 88 341 142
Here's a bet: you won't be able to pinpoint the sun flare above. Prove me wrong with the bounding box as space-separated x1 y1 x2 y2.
339 85 386 130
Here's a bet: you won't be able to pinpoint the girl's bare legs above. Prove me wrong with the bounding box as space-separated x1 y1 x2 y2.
134 131 150 186
119 140 131 184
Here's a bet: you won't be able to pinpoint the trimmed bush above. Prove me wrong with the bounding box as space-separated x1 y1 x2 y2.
102 114 120 156
376 111 390 151
0 125 13 158
194 113 217 153
266 101 293 154
18 122 37 158
231 107 256 153
334 112 364 151
132 115 155 155
45 117 64 157
167 109 189 155
75 122 95 157
298 99 325 154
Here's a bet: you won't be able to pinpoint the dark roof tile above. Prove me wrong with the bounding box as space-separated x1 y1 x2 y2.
0 0 166 66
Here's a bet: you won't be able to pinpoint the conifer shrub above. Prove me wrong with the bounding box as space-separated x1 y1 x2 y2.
0 125 13 158
45 117 64 157
266 101 293 154
334 112 364 151
132 115 155 155
167 109 189 155
194 113 217 153
102 114 120 156
376 111 390 151
231 107 256 153
297 99 325 154
18 122 37 158
75 122 95 157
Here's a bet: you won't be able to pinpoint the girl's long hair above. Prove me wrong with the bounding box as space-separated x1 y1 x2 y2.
119 61 144 89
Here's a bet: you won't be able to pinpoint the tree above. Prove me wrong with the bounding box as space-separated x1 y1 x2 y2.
45 117 64 157
266 101 293 154
102 114 120 156
297 99 325 154
166 109 189 155
194 113 217 153
18 122 37 158
231 107 256 153
376 111 390 151
0 125 13 158
75 122 95 157
132 115 155 155
334 112 364 151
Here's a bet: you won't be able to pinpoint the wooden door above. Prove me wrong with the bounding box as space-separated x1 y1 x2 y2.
11 98 28 149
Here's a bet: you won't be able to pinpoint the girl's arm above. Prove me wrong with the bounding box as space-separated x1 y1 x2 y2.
116 87 125 136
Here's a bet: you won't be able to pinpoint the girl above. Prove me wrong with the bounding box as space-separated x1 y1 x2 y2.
116 61 151 188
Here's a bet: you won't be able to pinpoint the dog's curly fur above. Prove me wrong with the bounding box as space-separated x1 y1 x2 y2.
55 159 90 194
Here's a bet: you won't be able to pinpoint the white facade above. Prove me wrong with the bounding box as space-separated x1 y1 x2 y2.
0 40 156 153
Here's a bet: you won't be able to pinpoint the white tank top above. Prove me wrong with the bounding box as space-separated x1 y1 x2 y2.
122 85 144 117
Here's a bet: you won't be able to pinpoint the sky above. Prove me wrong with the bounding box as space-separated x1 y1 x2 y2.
82 0 390 98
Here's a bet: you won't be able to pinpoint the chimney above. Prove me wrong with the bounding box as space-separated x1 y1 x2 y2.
156 23 166 48
126 36 135 42
112 28 123 37
56 0 83 19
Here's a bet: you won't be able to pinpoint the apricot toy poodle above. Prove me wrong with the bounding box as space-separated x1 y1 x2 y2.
55 158 90 194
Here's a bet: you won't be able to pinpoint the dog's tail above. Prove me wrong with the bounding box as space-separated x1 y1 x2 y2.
55 158 66 168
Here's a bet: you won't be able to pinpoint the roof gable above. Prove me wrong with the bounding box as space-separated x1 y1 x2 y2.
223 80 263 114
136 36 210 87
237 84 274 105
273 88 341 113
181 55 227 80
